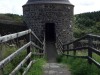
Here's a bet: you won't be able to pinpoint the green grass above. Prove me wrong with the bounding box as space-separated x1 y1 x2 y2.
93 53 100 63
0 43 27 75
26 59 46 75
0 43 45 75
57 55 100 75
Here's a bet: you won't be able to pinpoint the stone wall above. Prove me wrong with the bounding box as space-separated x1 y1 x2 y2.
23 4 74 44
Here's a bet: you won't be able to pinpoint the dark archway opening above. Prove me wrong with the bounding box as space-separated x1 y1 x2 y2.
45 23 56 42
45 23 57 62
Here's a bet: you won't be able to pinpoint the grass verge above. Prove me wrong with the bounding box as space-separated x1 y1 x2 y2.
57 55 100 75
26 59 46 75
0 43 27 75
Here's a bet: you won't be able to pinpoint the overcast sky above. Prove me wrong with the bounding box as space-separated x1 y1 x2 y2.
0 0 100 15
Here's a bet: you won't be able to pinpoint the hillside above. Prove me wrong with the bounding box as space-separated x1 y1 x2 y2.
0 11 100 38
0 13 23 24
74 11 100 38
0 14 27 36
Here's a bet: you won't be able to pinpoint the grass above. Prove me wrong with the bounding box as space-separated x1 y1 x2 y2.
57 55 100 75
26 59 46 75
0 43 27 75
93 53 100 63
0 42 45 75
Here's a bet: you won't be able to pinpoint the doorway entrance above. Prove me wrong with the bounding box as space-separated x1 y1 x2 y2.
45 23 56 42
45 23 57 62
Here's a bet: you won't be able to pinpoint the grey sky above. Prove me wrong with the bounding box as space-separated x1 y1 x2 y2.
0 0 100 15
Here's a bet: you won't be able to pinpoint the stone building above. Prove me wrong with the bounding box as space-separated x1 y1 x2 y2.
23 0 74 61
23 0 74 44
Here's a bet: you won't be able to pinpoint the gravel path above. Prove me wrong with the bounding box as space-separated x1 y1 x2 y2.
43 63 71 75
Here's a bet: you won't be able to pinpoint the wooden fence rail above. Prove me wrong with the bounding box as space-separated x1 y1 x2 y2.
10 52 32 75
0 29 44 75
22 60 35 75
0 29 31 43
63 34 100 68
0 42 31 69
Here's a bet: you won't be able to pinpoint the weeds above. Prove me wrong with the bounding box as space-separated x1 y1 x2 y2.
58 55 100 75
26 59 46 75
0 43 27 75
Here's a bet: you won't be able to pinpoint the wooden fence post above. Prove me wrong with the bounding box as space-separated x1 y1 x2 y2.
67 45 69 57
0 69 3 75
0 44 4 75
27 32 31 64
0 44 2 61
38 42 42 57
43 35 45 58
73 43 76 56
88 36 93 64
62 45 65 53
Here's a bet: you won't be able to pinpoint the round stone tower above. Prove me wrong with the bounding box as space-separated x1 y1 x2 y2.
23 0 74 44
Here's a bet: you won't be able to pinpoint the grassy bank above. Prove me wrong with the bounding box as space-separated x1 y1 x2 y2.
57 55 100 75
0 42 45 75
26 59 46 75
0 43 27 75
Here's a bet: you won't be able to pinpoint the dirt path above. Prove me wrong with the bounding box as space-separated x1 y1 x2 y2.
43 63 71 75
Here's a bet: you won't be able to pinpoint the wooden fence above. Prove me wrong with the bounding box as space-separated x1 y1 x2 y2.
0 29 44 75
63 34 100 68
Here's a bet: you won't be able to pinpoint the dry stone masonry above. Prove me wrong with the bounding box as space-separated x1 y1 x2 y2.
23 0 74 44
